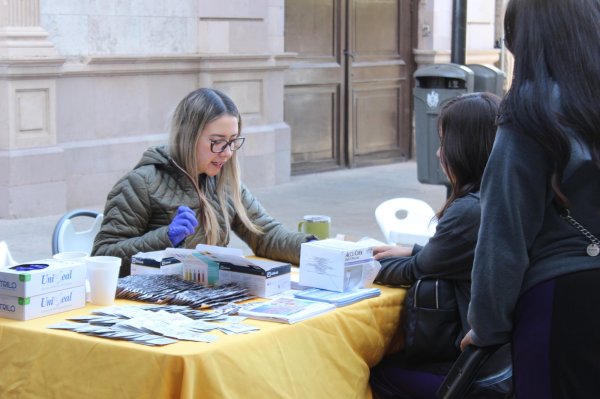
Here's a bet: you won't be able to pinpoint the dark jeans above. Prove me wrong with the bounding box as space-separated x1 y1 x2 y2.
513 268 600 398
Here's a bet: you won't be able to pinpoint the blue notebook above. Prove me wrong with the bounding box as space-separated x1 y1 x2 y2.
293 287 381 307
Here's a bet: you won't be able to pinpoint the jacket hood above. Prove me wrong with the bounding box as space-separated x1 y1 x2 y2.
134 146 172 169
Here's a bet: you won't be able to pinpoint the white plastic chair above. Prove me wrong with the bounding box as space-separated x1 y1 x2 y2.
51 209 104 255
0 240 18 267
375 197 437 246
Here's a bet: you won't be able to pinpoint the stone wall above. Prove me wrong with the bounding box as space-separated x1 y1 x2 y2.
0 0 504 219
0 0 291 218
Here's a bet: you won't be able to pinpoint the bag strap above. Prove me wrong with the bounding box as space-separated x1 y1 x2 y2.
553 200 600 257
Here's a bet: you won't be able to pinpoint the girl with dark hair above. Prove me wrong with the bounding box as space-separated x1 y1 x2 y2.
370 92 502 399
93 88 314 276
461 0 600 397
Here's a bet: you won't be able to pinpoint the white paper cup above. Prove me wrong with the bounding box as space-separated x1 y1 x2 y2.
86 256 121 306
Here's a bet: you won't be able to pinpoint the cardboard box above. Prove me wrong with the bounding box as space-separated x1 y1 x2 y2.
0 285 86 321
219 259 291 298
131 250 183 276
166 245 245 287
299 239 374 292
0 259 86 297
165 248 220 286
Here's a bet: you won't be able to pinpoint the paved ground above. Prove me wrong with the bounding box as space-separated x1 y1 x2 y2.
0 161 447 263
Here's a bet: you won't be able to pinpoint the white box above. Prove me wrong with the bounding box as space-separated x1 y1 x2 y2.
0 285 86 321
299 239 374 292
0 259 86 297
218 259 291 298
166 245 245 286
131 250 183 276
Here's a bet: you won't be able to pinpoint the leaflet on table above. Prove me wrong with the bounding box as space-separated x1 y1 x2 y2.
238 297 335 324
48 304 261 345
293 287 381 307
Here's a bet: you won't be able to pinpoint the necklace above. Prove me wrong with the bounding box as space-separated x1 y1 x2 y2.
559 208 600 257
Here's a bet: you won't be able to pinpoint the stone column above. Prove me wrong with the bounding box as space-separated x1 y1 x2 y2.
0 0 65 218
0 0 57 58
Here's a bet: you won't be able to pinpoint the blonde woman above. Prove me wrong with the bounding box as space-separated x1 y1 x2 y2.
93 88 314 276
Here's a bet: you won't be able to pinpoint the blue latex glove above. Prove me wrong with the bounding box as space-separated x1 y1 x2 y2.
168 206 199 247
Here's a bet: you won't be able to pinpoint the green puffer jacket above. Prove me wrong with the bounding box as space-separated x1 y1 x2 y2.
92 146 312 276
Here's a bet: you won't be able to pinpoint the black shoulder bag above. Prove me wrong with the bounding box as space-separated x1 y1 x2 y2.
402 278 463 362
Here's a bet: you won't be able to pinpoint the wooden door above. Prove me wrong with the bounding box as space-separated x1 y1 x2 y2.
346 0 414 167
284 0 415 174
284 0 346 174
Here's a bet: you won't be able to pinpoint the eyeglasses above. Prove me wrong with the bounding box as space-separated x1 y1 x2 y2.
209 137 245 153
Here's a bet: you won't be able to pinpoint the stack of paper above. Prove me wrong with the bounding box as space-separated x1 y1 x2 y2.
48 304 260 346
293 287 381 307
238 297 335 324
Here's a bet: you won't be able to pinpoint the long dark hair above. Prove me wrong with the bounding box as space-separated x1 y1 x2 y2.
502 0 600 205
437 92 501 218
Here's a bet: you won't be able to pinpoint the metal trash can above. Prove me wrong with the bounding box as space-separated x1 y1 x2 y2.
467 64 506 96
413 63 474 188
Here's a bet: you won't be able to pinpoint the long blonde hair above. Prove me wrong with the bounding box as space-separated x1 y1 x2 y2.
168 88 262 243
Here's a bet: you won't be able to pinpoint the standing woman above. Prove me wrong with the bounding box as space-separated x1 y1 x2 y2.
462 0 600 397
92 88 314 276
370 92 502 399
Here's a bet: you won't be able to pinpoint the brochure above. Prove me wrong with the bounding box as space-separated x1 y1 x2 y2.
238 297 335 324
293 287 381 307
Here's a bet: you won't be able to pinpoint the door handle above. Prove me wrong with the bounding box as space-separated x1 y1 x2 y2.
343 50 355 61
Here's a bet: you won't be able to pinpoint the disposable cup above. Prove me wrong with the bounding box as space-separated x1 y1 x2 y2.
86 256 121 306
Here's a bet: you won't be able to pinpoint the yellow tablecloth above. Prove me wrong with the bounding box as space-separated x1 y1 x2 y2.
0 285 405 399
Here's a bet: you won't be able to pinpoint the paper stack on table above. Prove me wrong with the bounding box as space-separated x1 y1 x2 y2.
238 297 335 324
293 287 381 307
48 303 260 346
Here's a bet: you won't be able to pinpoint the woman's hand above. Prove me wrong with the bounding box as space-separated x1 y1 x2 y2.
373 245 413 260
168 206 199 246
460 329 474 351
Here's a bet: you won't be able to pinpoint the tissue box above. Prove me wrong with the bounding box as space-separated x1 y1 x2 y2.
0 285 86 321
299 239 373 292
218 259 291 298
0 259 86 297
131 250 182 276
